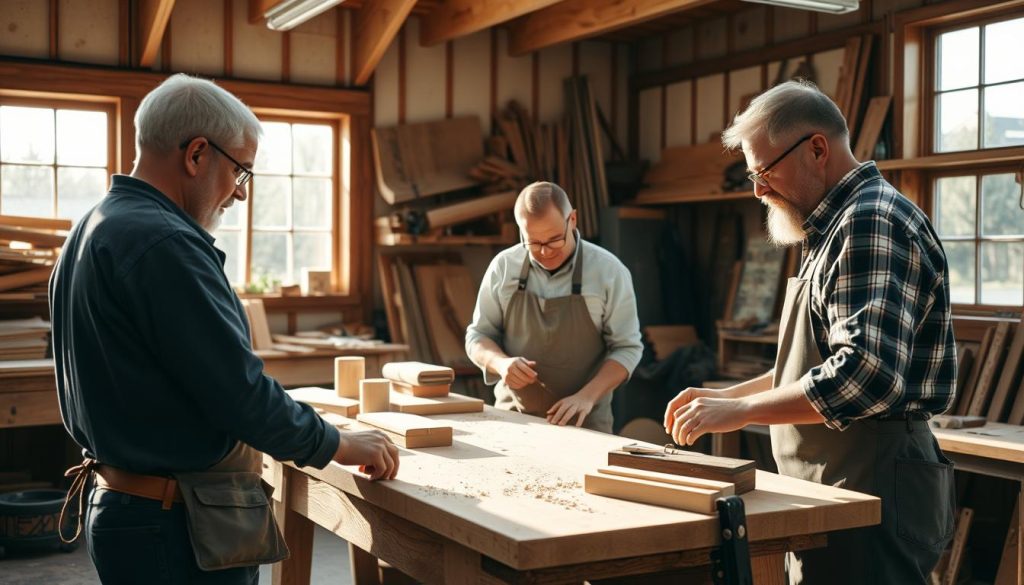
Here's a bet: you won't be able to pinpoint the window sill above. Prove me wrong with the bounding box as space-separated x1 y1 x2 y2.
876 146 1024 171
237 293 361 311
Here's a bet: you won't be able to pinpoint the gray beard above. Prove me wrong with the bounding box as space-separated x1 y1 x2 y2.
765 201 806 246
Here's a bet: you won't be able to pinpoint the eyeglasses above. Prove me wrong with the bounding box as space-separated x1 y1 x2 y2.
179 137 254 187
747 133 815 187
523 216 571 252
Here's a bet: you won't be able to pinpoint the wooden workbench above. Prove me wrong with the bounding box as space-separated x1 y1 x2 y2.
265 407 880 584
933 422 1024 583
258 343 408 387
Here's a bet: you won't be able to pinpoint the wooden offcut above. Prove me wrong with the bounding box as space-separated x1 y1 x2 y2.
359 378 391 414
286 387 360 417
943 507 973 585
853 96 892 161
956 326 993 416
382 361 455 386
608 448 757 494
988 314 1024 422
390 381 450 398
967 321 1011 416
389 391 484 415
335 356 366 399
0 267 52 293
584 469 729 514
356 411 453 448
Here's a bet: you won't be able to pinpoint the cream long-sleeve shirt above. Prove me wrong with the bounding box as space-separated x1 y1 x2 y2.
465 235 643 385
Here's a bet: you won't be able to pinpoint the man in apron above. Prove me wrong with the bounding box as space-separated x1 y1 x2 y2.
663 81 956 584
466 182 643 433
50 74 399 584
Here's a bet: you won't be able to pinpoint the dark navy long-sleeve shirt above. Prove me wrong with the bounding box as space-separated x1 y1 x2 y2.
49 175 339 474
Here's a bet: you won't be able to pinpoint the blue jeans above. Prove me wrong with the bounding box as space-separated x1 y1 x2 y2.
85 485 259 585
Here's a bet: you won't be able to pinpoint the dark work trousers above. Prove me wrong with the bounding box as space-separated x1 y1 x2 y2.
85 486 259 585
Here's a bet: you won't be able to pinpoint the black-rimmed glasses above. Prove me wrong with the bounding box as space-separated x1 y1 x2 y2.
179 137 254 187
523 216 571 252
748 133 815 187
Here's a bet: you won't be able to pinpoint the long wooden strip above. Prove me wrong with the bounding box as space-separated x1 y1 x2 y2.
993 500 1019 585
584 471 723 514
967 321 1011 416
597 466 735 495
0 267 52 292
1007 373 1024 426
286 387 360 417
950 347 974 414
847 35 873 134
608 448 756 494
956 326 993 416
0 215 71 231
988 315 1024 422
356 411 453 448
942 507 973 585
389 391 484 415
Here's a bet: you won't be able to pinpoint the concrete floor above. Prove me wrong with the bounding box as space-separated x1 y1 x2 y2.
0 525 355 584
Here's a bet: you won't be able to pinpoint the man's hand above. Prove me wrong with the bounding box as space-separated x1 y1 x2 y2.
333 430 399 480
494 356 538 390
547 392 597 427
663 387 717 433
668 396 750 446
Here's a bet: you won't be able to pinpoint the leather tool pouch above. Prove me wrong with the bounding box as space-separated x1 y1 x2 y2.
174 471 289 570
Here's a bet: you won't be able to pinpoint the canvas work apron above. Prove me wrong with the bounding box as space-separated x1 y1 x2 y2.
770 250 955 585
493 246 612 432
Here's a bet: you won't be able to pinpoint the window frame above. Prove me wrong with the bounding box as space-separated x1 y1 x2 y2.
0 94 117 220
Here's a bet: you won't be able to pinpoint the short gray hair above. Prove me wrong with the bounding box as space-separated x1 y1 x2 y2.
515 181 572 219
722 80 848 150
135 73 262 153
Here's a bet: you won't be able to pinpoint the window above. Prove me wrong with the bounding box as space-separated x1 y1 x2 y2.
215 118 337 291
933 16 1024 153
934 170 1024 306
0 101 113 223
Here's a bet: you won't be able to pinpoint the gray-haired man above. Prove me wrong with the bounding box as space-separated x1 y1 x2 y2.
50 74 398 584
663 81 956 584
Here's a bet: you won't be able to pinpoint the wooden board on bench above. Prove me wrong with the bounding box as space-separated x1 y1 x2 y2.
608 448 757 494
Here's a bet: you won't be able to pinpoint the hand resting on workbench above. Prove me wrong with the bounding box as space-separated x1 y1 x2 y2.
333 429 400 480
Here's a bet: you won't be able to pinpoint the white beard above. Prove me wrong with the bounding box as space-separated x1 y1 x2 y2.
764 198 806 246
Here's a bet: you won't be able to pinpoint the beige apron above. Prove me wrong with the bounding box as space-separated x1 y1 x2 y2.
770 250 955 584
493 245 612 432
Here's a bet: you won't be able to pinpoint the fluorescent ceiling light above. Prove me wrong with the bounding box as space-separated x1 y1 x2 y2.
265 0 344 31
740 0 859 14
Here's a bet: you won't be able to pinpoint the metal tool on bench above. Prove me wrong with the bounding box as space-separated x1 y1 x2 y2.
711 496 753 585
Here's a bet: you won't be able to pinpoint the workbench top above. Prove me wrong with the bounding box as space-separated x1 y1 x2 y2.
284 406 879 570
933 421 1024 465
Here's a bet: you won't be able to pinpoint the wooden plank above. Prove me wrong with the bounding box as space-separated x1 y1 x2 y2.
967 321 1011 416
597 466 735 494
853 96 892 161
241 298 274 351
352 0 418 86
847 35 873 137
1008 372 1024 426
413 264 474 368
584 471 728 515
507 0 717 56
391 381 450 398
0 268 52 293
420 0 562 46
988 313 1024 422
942 507 973 585
956 326 993 416
138 0 175 68
382 361 455 386
423 191 516 230
951 346 974 414
356 411 453 448
994 500 1019 585
0 391 61 428
286 387 360 417
608 448 756 494
0 226 65 248
0 215 71 230
388 391 484 415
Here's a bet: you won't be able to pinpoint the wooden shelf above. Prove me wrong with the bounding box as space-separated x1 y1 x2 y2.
624 190 755 206
876 146 1024 170
718 331 778 344
377 232 516 246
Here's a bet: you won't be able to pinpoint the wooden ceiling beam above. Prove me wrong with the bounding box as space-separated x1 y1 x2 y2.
248 0 283 24
137 0 175 68
352 0 418 85
420 0 564 47
507 0 718 56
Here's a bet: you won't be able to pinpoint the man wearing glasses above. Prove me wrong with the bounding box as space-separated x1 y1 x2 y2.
663 81 955 584
466 181 642 432
49 74 398 584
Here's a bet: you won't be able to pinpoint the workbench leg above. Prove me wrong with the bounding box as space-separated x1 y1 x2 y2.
751 553 786 585
271 464 314 585
443 541 482 585
349 542 381 585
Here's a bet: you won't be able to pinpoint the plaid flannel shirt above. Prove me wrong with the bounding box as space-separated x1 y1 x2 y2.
797 162 957 430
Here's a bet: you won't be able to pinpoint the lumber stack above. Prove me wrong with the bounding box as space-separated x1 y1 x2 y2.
0 317 50 361
0 215 67 302
948 312 1024 424
633 141 743 204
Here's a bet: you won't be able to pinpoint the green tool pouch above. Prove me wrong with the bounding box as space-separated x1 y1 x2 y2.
174 471 289 571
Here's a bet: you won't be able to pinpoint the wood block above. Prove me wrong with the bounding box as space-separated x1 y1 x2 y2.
356 412 453 448
584 471 727 514
390 381 449 398
286 387 359 417
302 269 331 295
930 415 986 429
608 449 757 494
360 379 391 413
382 361 455 386
388 391 484 415
597 466 735 495
335 356 366 399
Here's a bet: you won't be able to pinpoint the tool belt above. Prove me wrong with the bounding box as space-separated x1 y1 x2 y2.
61 443 288 571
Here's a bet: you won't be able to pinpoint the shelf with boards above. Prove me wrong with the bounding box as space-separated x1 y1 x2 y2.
623 189 755 206
377 232 517 246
